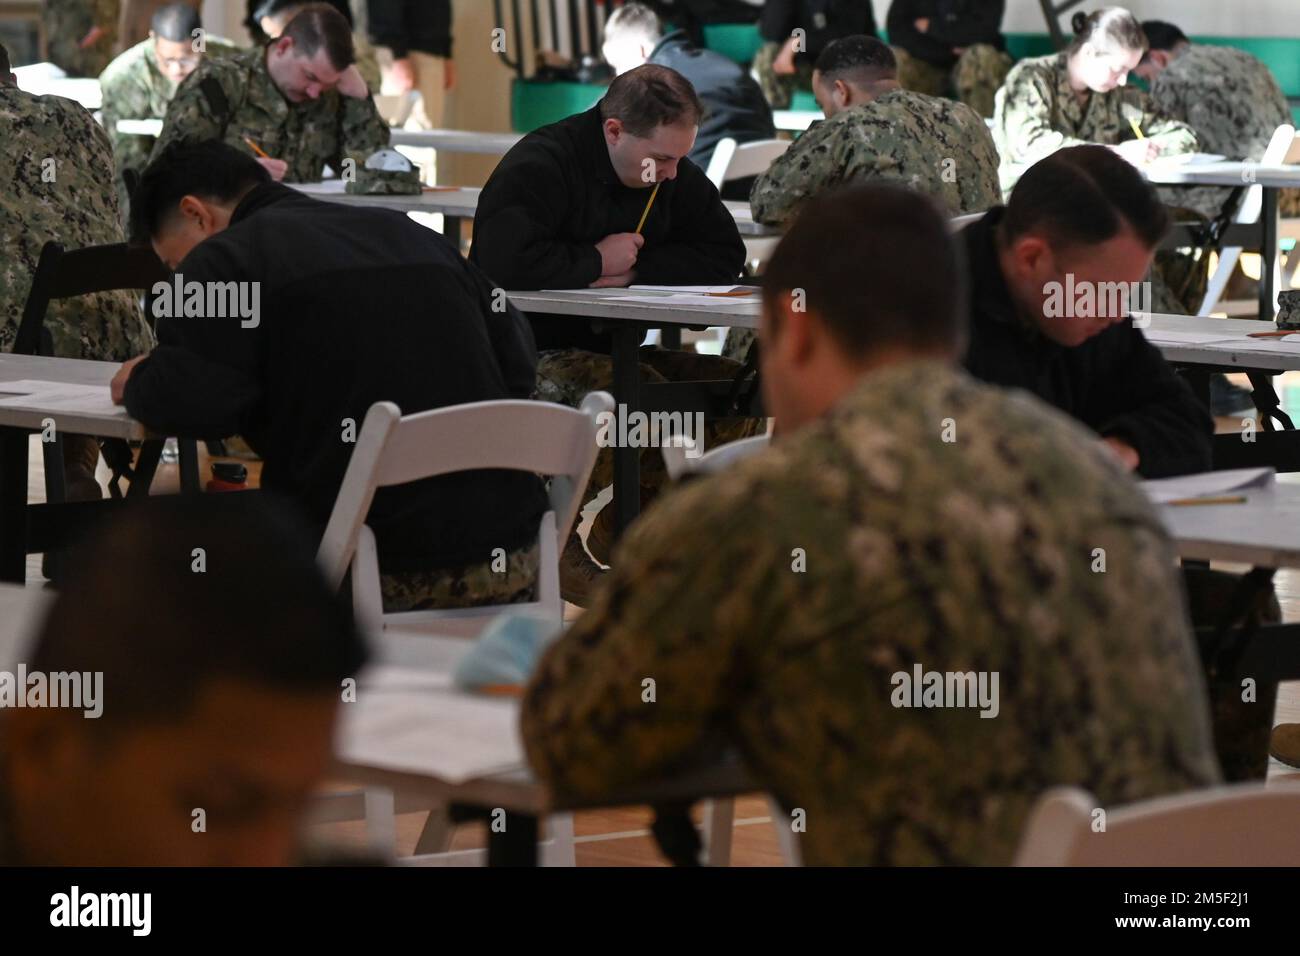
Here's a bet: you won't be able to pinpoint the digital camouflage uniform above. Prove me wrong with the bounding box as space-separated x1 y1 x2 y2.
1148 44 1300 220
1 82 153 361
149 45 390 180
381 542 540 612
522 360 1221 866
893 43 1011 119
727 88 1001 359
994 53 1204 314
42 0 120 78
99 36 242 216
752 40 816 110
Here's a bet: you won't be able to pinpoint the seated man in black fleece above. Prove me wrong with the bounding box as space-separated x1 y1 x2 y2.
111 141 550 612
962 145 1213 478
471 63 760 602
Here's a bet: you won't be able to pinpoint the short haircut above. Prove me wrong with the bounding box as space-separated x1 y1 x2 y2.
28 493 366 732
1140 20 1189 55
604 3 662 46
151 2 202 43
762 184 967 357
1069 7 1147 56
129 140 271 244
279 1 355 70
1000 145 1170 252
599 64 705 137
814 35 897 86
0 41 10 76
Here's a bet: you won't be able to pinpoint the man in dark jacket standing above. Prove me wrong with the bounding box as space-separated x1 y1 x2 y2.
603 3 775 197
886 0 1011 117
471 64 758 602
366 0 454 129
113 142 549 612
962 146 1212 479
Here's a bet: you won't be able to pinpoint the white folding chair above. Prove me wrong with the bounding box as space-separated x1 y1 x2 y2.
1014 783 1300 865
704 137 791 191
1198 124 1295 316
661 432 796 865
315 391 613 866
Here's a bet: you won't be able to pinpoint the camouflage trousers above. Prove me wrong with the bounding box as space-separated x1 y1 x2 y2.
893 45 1012 119
43 0 120 77
722 327 756 363
752 41 816 110
380 541 540 612
534 347 765 518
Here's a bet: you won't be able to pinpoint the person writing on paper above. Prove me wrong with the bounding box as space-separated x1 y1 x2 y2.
149 3 389 182
521 183 1219 866
112 142 548 613
961 145 1212 478
993 8 1196 194
471 64 759 604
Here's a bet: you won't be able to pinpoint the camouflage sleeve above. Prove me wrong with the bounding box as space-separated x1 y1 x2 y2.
148 61 238 163
339 93 391 160
1125 88 1198 155
995 63 1089 166
521 480 772 801
749 119 841 226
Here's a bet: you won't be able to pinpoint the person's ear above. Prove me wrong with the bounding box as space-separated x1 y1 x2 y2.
273 35 293 57
1011 235 1051 278
177 195 215 234
770 294 817 367
834 79 851 108
603 117 624 148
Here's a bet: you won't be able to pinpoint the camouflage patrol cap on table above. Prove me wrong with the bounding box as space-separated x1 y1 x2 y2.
344 147 421 195
1277 290 1300 329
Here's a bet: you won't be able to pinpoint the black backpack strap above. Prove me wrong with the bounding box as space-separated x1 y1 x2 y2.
199 76 231 122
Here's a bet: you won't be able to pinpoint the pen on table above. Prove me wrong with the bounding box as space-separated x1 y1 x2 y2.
242 136 270 158
635 181 662 235
1166 495 1247 507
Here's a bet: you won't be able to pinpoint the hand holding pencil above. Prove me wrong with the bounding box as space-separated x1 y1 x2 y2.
243 137 288 181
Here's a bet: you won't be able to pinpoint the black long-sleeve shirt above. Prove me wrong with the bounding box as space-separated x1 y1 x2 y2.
367 0 453 58
470 105 746 352
759 0 879 64
124 183 547 572
961 209 1212 479
886 0 1005 69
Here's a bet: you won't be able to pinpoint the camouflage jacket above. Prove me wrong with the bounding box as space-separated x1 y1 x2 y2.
993 53 1198 194
521 360 1219 866
750 88 1002 226
42 0 120 78
100 37 242 207
0 84 153 360
148 45 390 181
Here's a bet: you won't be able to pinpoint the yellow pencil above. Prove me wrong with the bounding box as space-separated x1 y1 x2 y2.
635 181 662 235
1166 495 1247 507
242 136 270 159
1128 117 1145 140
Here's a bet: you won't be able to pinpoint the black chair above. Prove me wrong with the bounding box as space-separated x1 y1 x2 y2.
14 240 202 499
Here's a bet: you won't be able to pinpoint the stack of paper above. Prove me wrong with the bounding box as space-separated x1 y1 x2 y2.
1140 467 1274 504
0 380 122 416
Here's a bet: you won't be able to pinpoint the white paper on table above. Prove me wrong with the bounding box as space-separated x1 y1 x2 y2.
1142 330 1242 345
1141 467 1275 504
1147 153 1228 167
607 293 758 307
628 285 753 294
336 687 525 784
0 380 123 416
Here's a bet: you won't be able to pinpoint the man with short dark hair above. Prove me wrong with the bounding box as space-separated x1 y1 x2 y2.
472 64 757 603
149 2 388 182
522 183 1219 866
100 3 240 215
603 3 775 196
113 141 548 612
0 494 367 865
962 145 1212 478
1135 20 1297 221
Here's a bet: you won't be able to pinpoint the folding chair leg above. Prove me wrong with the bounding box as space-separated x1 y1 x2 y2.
362 787 396 855
1199 247 1242 316
41 435 66 504
542 813 576 867
413 805 455 855
702 797 735 866
178 439 201 494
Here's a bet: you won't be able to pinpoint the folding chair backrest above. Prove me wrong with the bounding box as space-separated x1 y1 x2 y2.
705 138 791 190
662 433 770 482
1014 784 1300 866
15 241 168 355
318 392 614 593
1235 124 1296 225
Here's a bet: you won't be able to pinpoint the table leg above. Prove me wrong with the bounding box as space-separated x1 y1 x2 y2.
610 325 641 536
486 812 539 866
443 214 462 248
660 327 682 350
0 427 29 584
1261 187 1278 322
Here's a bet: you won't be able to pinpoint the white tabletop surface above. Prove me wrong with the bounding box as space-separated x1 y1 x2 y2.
1140 161 1300 189
506 287 762 330
388 127 523 153
0 354 146 440
13 64 102 110
1159 478 1300 569
1143 313 1300 371
773 109 822 131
